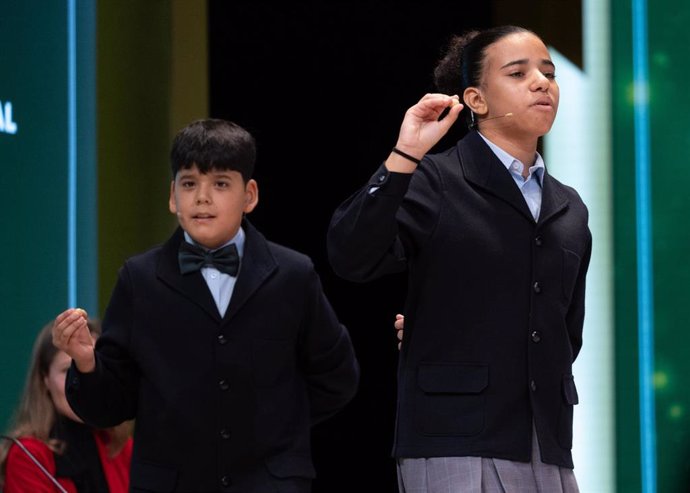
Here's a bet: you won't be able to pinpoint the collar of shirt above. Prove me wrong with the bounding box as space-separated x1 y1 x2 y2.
183 227 246 259
182 228 245 318
477 131 545 187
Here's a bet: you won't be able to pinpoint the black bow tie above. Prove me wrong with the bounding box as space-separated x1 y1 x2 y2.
178 241 240 276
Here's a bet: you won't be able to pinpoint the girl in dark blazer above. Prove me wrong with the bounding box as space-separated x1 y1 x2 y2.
328 26 591 492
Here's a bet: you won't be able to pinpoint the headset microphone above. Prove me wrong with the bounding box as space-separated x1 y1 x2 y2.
482 112 513 122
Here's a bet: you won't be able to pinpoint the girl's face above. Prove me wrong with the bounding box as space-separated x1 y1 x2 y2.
44 350 82 423
474 31 559 139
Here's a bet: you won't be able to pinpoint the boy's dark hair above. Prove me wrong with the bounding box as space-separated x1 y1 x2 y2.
170 118 256 182
433 25 534 128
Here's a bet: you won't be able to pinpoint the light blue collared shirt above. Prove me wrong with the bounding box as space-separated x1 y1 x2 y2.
183 227 245 317
478 132 545 221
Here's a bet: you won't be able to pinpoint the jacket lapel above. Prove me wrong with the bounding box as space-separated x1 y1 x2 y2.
458 132 535 223
222 219 278 323
538 172 570 226
156 222 279 324
157 228 222 322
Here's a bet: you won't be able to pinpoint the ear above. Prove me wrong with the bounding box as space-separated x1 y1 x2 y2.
463 87 488 117
243 179 259 214
168 180 178 215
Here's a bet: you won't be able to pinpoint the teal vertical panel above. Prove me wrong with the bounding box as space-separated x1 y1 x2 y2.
646 1 690 491
631 0 657 491
614 0 690 490
0 0 97 430
76 1 98 314
612 0 643 490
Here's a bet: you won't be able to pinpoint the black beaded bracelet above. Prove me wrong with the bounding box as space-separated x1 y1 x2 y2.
391 147 422 165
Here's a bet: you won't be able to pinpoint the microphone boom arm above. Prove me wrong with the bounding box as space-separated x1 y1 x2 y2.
0 435 69 493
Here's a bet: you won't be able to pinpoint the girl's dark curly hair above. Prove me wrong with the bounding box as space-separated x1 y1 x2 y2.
433 25 535 128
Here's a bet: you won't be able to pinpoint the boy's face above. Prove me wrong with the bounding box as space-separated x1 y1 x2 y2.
169 164 258 249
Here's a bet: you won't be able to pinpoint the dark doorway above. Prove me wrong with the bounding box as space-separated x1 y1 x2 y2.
209 4 491 491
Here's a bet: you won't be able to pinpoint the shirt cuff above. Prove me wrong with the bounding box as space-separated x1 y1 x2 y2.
367 163 414 196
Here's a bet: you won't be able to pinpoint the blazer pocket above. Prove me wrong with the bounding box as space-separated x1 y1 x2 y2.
416 363 488 436
265 454 317 479
558 374 579 449
562 248 582 302
130 460 178 492
252 338 293 387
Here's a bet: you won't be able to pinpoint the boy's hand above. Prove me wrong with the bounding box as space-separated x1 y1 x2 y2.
394 313 405 350
52 308 96 373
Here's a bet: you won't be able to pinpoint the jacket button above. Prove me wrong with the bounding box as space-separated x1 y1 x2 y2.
220 428 231 439
217 334 228 345
530 380 537 392
220 475 231 487
219 379 230 391
531 331 541 343
378 174 386 182
533 281 541 293
535 236 543 246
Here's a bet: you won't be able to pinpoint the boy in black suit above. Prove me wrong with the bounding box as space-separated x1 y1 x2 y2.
53 119 359 493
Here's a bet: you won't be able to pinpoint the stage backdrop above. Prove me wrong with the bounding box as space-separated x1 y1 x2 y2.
0 0 97 430
3 1 690 492
613 0 690 491
0 0 207 433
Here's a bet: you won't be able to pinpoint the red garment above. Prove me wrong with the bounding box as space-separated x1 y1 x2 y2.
4 433 132 493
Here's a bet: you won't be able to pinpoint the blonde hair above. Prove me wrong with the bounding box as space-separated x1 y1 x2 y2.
0 318 133 487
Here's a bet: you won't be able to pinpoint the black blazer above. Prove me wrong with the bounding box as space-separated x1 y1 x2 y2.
67 220 359 492
327 131 591 468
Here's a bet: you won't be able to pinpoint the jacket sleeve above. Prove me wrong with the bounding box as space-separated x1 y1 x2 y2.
297 266 359 425
66 265 140 428
326 161 443 282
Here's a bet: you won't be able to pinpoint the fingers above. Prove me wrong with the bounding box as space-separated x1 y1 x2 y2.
54 307 87 326
394 314 404 351
437 97 463 129
395 94 464 158
414 93 463 116
52 308 89 350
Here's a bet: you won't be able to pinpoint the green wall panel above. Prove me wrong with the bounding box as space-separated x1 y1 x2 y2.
0 0 97 429
613 0 690 491
647 2 690 490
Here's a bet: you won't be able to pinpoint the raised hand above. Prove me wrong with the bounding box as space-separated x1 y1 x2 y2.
386 94 463 173
52 308 96 373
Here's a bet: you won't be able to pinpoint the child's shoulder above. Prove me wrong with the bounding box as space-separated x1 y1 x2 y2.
263 238 314 270
125 240 167 265
246 222 314 268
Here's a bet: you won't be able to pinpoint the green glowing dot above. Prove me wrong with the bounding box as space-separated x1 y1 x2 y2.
669 405 683 419
653 371 668 389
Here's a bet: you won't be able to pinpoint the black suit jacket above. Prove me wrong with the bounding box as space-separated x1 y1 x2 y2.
67 220 359 492
327 131 591 468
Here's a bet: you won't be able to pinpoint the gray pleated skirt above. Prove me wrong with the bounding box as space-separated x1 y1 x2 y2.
396 426 579 493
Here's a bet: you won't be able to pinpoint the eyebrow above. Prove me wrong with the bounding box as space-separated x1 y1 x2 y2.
500 58 555 69
177 171 234 179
